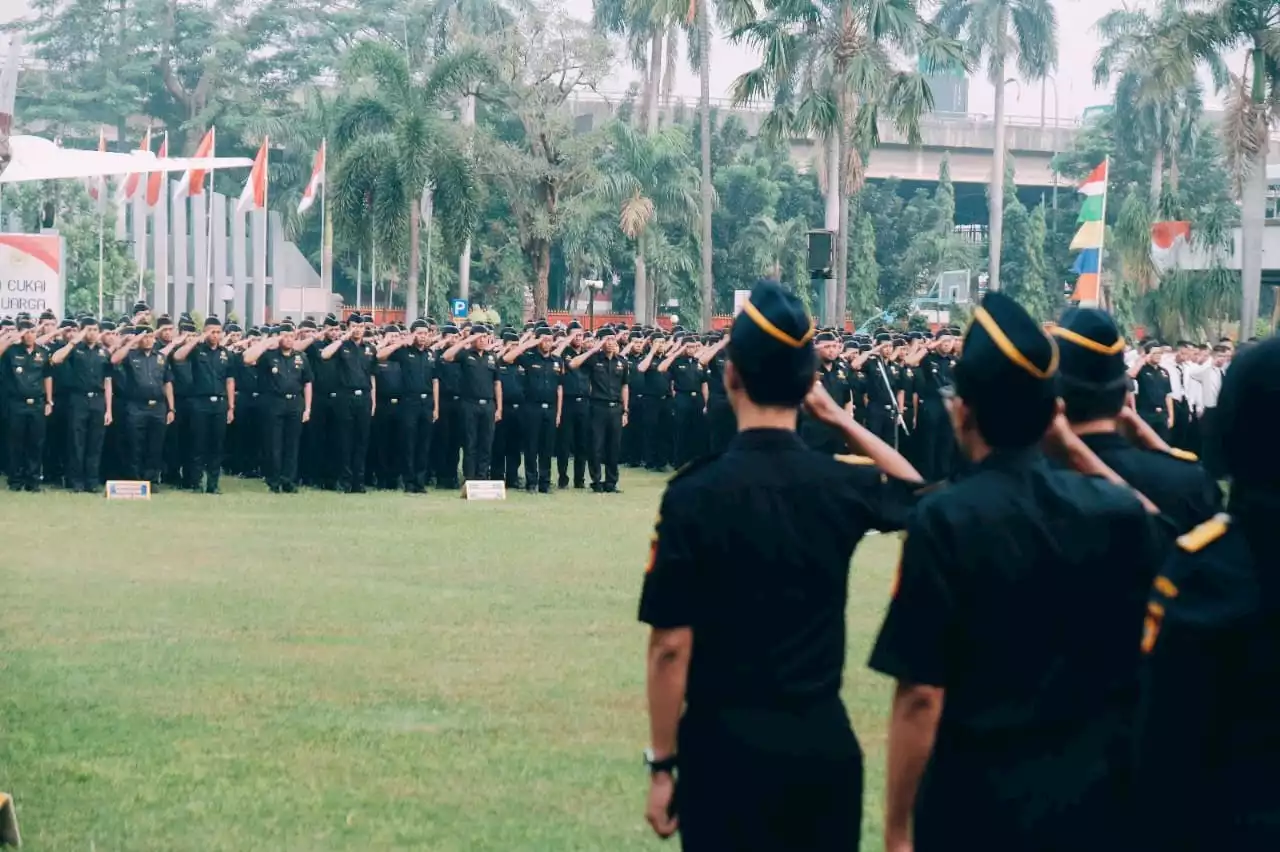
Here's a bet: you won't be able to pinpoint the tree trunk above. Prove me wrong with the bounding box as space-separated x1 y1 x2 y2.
822 134 840 325
634 245 648 325
1149 145 1164 209
1168 149 1180 195
458 93 476 300
836 189 849 329
1241 144 1266 337
663 23 679 117
698 0 713 330
646 30 664 134
988 51 1007 292
535 237 551 318
407 198 421 319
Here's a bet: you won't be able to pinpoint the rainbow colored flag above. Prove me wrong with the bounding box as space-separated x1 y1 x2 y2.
1068 160 1108 304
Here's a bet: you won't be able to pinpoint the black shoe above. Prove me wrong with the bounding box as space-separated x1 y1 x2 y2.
525 485 537 494
351 485 367 494
206 486 222 495
557 477 569 489
605 485 622 494
8 484 21 492
269 483 282 494
282 483 297 494
24 483 41 493
538 485 551 494
574 482 586 490
81 484 98 494
590 482 603 493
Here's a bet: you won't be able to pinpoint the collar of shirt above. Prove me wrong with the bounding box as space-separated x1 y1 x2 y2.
727 428 807 453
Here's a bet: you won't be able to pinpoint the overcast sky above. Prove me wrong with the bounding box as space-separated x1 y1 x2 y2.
566 0 1239 123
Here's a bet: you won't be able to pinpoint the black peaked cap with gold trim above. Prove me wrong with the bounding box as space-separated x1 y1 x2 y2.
730 280 816 374
1053 307 1127 390
955 291 1059 405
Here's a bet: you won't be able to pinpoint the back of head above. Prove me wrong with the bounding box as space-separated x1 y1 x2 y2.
1052 307 1129 423
728 281 817 407
954 292 1060 449
1218 337 1280 490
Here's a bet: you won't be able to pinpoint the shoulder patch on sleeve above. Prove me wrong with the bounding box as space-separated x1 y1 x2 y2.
1167 448 1199 462
834 453 876 466
669 453 719 482
1176 513 1230 553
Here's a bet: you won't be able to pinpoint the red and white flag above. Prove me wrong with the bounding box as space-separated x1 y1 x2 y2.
87 127 107 210
174 127 215 199
297 139 326 215
117 128 151 206
238 137 268 213
145 132 168 208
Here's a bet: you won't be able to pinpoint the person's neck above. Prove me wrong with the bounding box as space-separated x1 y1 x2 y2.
1068 418 1117 436
734 404 798 432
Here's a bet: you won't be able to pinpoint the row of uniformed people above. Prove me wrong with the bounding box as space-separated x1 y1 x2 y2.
637 284 1259 852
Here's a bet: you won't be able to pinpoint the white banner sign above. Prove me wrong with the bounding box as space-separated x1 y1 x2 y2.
733 289 751 315
0 233 64 317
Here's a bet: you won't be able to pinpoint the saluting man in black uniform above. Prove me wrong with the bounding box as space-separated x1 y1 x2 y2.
799 330 854 453
306 314 342 489
1134 337 1280 852
50 317 112 493
0 319 53 492
493 328 526 488
244 326 313 493
111 324 175 488
172 316 235 494
378 319 439 493
319 319 377 493
505 325 563 494
1053 307 1221 533
637 333 673 471
638 281 922 851
443 324 502 482
659 335 706 468
1130 340 1174 440
698 331 735 454
570 326 629 493
869 293 1167 852
556 322 592 489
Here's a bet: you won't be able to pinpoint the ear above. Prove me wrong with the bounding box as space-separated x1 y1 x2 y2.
723 359 744 394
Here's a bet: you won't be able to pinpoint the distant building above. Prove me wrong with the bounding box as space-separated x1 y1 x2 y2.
920 55 968 115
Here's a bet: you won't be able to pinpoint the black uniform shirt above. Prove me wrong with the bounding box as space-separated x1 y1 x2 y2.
706 351 729 400
309 343 340 393
864 356 897 405
670 355 705 394
438 351 462 396
1076 433 1221 535
497 360 525 404
562 346 591 397
333 340 375 391
233 351 259 394
61 342 110 393
818 359 852 407
916 353 950 404
258 347 313 396
639 429 917 755
1135 364 1172 415
457 348 498 400
868 449 1167 849
118 349 172 402
583 351 628 402
1135 512 1280 852
643 357 672 398
168 347 194 398
374 358 403 399
187 342 232 397
393 346 437 396
627 352 645 393
2 344 49 399
517 350 563 404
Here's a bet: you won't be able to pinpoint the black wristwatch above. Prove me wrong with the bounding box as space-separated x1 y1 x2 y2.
644 748 678 776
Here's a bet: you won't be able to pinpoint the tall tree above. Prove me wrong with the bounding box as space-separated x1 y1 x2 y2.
935 0 1057 293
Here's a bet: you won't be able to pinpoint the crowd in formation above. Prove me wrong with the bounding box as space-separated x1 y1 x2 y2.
0 298 1242 497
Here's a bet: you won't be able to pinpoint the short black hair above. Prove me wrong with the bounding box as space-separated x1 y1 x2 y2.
1060 379 1127 424
727 339 816 407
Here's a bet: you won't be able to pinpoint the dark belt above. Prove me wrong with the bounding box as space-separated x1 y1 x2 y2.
538 402 551 409
594 400 620 407
20 398 37 405
284 393 297 400
680 391 699 396
469 398 491 405
509 402 521 409
570 396 586 402
205 395 226 402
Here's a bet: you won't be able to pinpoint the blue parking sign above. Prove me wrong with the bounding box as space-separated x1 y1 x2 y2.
450 298 468 319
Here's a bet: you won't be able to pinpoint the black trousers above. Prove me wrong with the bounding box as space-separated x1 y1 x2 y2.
433 395 462 488
229 392 262 476
589 400 623 488
643 396 673 470
916 402 951 481
125 399 167 484
1200 407 1223 478
65 391 107 491
557 396 590 485
460 398 496 480
333 389 372 490
304 392 338 487
867 403 898 448
1171 399 1192 450
185 395 228 491
102 398 124 480
44 392 68 485
163 397 192 485
397 395 435 489
7 398 46 489
1140 409 1171 443
373 397 400 488
492 401 524 485
706 398 736 455
523 402 557 490
673 392 705 467
623 394 646 464
261 394 304 488
678 741 863 852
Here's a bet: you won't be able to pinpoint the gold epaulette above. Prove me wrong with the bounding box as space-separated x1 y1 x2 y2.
835 454 875 466
1168 448 1199 462
1176 513 1230 553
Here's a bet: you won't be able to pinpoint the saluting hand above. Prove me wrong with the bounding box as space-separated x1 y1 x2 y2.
645 774 678 839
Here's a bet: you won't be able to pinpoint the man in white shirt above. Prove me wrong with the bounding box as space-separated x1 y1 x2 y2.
1187 344 1232 476
1160 341 1195 449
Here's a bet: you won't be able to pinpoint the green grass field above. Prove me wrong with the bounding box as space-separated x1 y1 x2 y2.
0 471 902 851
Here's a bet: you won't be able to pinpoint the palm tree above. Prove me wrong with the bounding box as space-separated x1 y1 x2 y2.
1173 0 1280 335
935 0 1057 293
330 41 487 318
599 121 700 324
742 214 809 281
732 0 964 325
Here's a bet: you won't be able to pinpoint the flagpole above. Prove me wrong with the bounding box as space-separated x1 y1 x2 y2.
320 139 328 298
356 251 363 312
1095 156 1110 310
206 126 217 316
97 211 105 318
261 135 270 321
371 228 378 321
